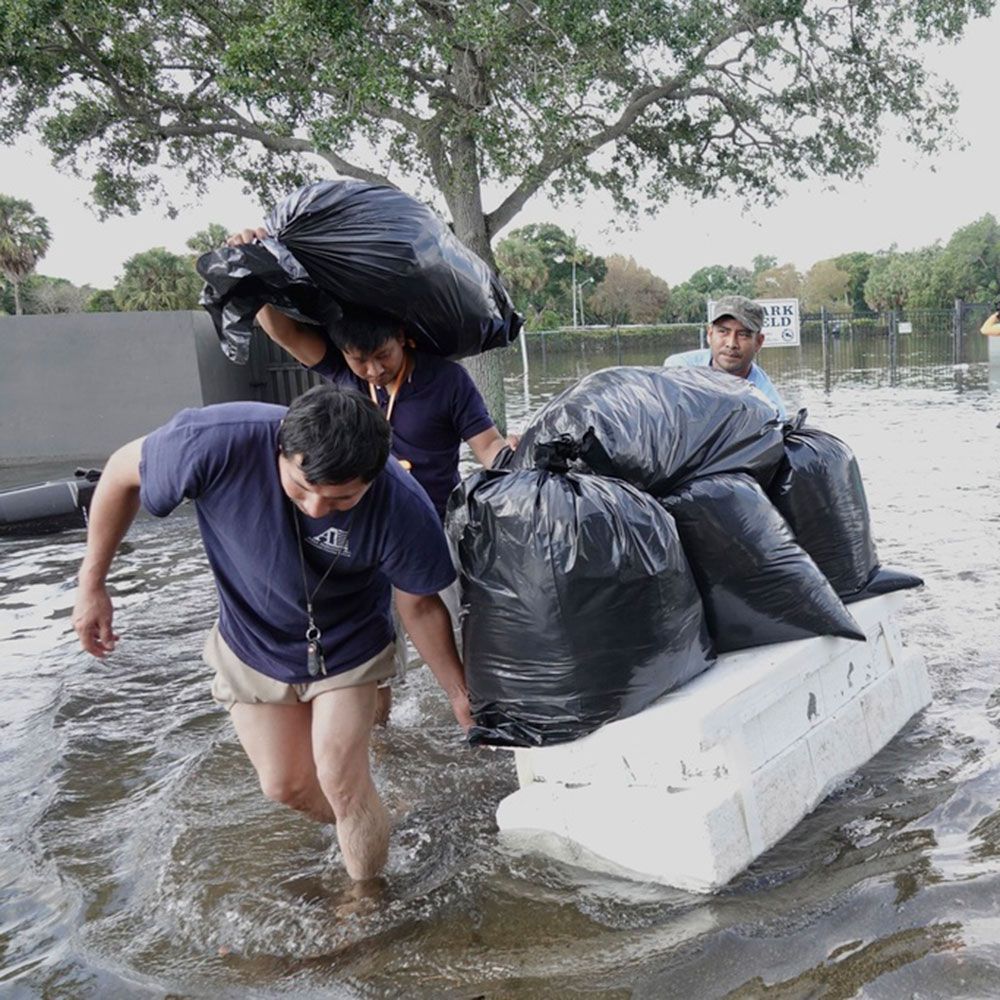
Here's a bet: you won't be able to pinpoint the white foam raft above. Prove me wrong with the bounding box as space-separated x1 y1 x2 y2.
496 591 930 893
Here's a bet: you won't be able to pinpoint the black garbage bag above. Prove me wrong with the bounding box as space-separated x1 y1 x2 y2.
767 412 921 600
510 366 785 495
661 475 865 653
447 468 714 747
843 566 924 605
197 179 522 364
196 242 340 362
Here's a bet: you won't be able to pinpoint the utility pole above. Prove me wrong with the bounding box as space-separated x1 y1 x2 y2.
571 258 578 328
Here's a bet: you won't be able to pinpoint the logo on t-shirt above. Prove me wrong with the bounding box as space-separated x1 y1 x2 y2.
306 527 351 556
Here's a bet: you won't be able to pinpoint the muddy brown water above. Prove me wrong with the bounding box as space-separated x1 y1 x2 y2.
1 343 998 998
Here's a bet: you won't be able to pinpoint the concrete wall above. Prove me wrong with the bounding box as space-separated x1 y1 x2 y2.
0 311 255 463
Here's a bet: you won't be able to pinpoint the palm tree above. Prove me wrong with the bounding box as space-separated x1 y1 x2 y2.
0 195 51 315
113 247 202 311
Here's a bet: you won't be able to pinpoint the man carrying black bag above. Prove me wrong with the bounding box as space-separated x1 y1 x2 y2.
227 227 517 720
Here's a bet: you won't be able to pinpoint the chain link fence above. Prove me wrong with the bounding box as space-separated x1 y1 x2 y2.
512 302 994 393
246 302 995 405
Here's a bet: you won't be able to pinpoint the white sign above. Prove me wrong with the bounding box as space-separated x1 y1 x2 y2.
707 298 801 348
898 321 913 334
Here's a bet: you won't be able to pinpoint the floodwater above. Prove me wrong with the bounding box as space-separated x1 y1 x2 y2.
2 338 999 998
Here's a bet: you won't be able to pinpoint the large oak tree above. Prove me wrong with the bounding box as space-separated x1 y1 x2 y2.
1 0 992 410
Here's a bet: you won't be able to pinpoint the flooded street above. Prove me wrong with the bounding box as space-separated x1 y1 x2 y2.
2 339 999 998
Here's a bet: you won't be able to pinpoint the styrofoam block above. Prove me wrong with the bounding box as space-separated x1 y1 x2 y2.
747 734 818 850
806 697 873 801
902 650 933 709
869 624 897 679
497 780 754 892
738 714 769 773
861 671 912 755
817 647 870 720
497 593 930 892
754 670 825 764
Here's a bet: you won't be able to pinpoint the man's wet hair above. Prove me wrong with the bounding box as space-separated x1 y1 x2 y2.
279 384 390 484
327 306 405 354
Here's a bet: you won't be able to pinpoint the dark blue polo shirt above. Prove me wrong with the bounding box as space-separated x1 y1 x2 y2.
312 348 494 519
139 402 456 683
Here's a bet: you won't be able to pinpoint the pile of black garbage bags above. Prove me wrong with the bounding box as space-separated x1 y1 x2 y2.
196 179 522 363
446 367 922 748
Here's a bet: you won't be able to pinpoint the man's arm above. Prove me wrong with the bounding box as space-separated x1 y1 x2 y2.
981 313 1000 336
72 437 145 658
226 228 329 367
254 303 329 368
393 589 472 732
466 427 521 470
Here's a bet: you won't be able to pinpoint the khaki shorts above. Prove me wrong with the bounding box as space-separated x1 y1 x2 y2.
204 622 396 711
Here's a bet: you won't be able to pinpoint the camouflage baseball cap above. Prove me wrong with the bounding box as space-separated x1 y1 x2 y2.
709 295 764 334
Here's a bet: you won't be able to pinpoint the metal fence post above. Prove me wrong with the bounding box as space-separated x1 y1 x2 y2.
888 309 899 385
953 298 964 365
820 306 830 391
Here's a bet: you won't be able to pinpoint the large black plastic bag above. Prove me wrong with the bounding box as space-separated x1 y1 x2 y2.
767 413 921 599
447 468 714 747
197 179 522 364
197 242 339 362
510 366 785 495
661 475 865 652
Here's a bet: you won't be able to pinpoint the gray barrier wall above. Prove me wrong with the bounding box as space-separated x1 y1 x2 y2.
0 311 255 463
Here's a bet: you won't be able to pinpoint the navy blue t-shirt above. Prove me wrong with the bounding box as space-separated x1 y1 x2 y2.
312 349 494 519
139 402 456 683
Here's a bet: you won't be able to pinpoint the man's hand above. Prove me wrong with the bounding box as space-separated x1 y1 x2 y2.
72 436 143 659
72 583 118 658
225 227 269 248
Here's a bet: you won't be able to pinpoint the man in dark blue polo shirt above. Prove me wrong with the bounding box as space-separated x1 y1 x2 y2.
228 228 514 517
72 385 470 884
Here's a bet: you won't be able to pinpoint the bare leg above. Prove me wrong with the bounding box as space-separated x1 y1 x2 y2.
311 683 389 881
374 685 392 727
230 701 335 823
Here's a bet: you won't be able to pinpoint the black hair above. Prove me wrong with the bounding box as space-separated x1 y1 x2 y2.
327 306 405 354
279 384 390 484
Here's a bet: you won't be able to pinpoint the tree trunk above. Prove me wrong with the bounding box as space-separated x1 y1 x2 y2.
446 139 511 436
13 279 22 316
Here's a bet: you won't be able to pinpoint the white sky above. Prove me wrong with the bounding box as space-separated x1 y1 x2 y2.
0 8 997 291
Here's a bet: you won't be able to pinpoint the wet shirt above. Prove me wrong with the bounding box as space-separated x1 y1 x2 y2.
139 402 456 683
663 348 788 420
312 349 494 519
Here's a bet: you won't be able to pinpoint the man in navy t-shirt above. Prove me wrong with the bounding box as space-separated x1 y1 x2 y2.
226 225 517 722
72 385 471 884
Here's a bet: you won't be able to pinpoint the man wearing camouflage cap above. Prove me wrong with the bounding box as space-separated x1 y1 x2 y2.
664 294 787 419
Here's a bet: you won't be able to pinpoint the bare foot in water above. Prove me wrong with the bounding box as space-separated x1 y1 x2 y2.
335 876 386 918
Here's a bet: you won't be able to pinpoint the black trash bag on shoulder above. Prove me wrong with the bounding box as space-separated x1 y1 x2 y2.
510 366 785 495
197 179 522 364
767 412 921 600
196 242 340 362
446 468 714 747
661 474 865 653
